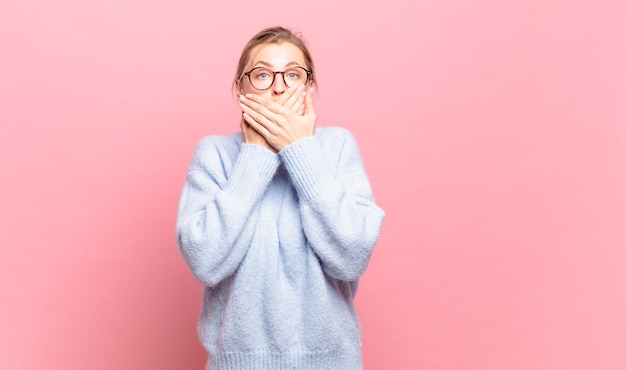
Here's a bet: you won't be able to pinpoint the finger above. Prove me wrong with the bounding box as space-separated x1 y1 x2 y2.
242 112 273 138
277 85 299 106
303 86 316 116
240 119 256 135
240 94 276 121
240 102 275 134
291 88 307 116
284 85 306 112
239 94 263 111
243 94 288 117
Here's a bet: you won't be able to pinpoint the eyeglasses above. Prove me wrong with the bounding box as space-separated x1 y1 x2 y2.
243 66 312 91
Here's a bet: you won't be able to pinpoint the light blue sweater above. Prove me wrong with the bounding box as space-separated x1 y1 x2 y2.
176 127 385 369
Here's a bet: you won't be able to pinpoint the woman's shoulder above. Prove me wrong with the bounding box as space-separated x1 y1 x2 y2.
196 132 243 150
189 132 243 166
315 126 360 151
315 126 356 143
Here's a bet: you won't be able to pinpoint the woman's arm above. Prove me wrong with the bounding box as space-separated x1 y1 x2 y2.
279 128 385 281
176 137 280 286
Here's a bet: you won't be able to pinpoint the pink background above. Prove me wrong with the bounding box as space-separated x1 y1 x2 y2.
2 0 625 369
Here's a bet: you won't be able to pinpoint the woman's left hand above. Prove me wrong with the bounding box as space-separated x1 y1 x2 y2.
239 86 316 152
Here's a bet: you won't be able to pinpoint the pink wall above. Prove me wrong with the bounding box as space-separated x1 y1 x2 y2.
2 0 625 369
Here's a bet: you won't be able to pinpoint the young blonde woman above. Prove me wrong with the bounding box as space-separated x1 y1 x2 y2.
176 26 385 369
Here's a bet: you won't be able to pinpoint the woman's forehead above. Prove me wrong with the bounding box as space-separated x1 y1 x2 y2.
249 42 306 68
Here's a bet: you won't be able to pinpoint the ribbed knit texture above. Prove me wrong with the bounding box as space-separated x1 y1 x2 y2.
177 127 385 370
213 350 355 369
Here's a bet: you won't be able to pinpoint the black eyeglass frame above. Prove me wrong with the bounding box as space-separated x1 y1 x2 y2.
243 66 312 91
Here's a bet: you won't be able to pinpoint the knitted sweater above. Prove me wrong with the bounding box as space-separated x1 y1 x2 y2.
176 127 385 369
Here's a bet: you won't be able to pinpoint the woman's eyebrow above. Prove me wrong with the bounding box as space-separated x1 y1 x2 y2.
253 61 302 69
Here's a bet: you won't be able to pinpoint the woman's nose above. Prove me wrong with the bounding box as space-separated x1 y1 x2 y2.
272 73 286 95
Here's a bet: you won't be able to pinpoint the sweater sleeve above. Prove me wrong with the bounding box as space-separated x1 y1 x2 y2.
279 128 385 281
176 138 280 287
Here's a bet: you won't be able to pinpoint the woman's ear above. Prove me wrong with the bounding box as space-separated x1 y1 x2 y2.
235 80 242 95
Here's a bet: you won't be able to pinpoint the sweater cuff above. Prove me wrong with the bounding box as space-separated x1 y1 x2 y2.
279 136 334 202
225 144 280 203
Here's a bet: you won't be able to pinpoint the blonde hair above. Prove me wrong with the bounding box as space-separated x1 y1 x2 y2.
233 26 316 92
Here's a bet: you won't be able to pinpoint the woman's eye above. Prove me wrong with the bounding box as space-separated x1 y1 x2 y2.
287 72 300 79
256 72 270 80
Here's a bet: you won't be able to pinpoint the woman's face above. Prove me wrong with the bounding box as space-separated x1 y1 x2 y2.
238 42 309 100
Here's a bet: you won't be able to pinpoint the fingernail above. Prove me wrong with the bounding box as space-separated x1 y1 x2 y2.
239 95 245 102
245 94 253 98
239 103 245 109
